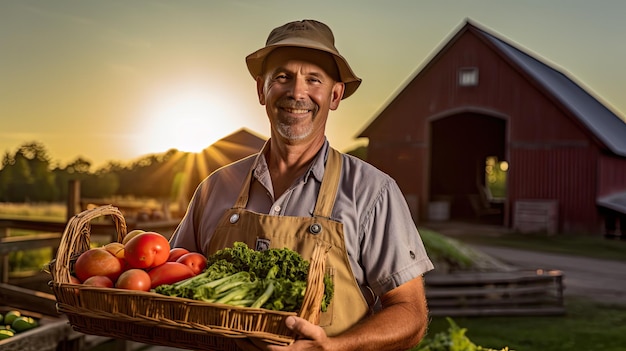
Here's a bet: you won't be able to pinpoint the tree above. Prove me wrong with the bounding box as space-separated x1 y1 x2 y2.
66 157 92 174
0 142 56 201
0 152 15 201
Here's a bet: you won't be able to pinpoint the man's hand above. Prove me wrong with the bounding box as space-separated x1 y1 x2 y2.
270 316 330 350
235 316 331 351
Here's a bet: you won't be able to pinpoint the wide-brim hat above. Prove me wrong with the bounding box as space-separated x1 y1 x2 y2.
245 20 361 99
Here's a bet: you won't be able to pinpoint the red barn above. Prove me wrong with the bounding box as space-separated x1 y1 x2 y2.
359 20 626 234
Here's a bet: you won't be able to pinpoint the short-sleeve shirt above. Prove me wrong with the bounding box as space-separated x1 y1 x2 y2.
170 139 434 297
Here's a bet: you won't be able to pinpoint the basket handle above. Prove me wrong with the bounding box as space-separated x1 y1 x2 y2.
298 240 332 325
52 205 127 284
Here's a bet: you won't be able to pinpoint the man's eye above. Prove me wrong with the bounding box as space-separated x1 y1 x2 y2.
274 74 289 81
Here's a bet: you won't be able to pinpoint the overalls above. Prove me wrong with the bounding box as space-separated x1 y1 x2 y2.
207 147 370 336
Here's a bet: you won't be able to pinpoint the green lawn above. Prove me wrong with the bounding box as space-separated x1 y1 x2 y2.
431 226 626 262
419 297 626 351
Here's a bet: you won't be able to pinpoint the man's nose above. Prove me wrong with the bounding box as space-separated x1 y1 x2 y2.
289 77 308 99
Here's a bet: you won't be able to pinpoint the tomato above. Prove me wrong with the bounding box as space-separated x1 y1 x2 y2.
74 248 124 282
148 262 195 289
167 247 190 262
124 232 170 269
176 252 207 275
116 269 152 291
82 275 114 288
70 275 81 284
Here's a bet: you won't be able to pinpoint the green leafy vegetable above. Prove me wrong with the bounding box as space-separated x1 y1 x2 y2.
413 318 513 351
154 242 333 313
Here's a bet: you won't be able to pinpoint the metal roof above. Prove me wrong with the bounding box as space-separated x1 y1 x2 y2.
479 26 626 157
597 191 626 214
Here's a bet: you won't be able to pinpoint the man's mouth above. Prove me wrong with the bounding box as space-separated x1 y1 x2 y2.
283 108 310 114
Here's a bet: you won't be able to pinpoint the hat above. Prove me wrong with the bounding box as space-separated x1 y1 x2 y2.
245 20 361 99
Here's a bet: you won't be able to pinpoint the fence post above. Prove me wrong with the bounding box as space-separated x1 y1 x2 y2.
67 179 81 221
0 226 8 283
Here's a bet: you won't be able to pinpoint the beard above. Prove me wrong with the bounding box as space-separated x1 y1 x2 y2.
274 99 319 142
276 119 311 141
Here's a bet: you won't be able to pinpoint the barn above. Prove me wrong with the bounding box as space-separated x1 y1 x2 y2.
358 20 626 234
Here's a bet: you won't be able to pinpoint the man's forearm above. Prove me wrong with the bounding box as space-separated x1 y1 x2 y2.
329 277 429 351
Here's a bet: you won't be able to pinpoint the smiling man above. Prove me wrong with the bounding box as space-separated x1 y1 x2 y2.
170 19 434 351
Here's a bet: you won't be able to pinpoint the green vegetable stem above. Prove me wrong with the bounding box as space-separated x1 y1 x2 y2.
154 242 333 313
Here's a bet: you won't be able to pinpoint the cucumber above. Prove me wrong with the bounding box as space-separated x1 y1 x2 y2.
0 329 14 340
11 316 38 333
3 311 20 326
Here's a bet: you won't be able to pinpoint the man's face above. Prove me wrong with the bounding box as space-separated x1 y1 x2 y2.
257 47 345 144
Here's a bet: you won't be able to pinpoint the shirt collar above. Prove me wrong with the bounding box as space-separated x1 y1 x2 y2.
307 139 329 183
252 138 330 184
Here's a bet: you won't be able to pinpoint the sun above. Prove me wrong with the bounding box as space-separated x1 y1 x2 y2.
136 88 230 154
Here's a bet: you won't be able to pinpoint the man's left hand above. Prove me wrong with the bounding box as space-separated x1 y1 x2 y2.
235 316 331 351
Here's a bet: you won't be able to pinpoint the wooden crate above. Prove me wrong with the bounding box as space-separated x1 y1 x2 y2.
513 200 558 234
0 306 81 351
425 269 565 316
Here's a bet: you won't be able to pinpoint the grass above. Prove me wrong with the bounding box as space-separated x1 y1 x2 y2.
421 297 626 351
450 229 626 262
0 202 66 221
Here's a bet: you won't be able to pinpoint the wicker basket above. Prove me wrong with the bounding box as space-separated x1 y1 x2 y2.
49 205 330 351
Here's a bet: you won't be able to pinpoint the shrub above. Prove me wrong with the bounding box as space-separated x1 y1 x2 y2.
412 318 512 351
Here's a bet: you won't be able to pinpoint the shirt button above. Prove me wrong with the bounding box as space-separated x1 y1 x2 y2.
273 205 281 213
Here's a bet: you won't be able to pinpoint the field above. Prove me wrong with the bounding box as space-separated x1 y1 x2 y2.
0 202 66 221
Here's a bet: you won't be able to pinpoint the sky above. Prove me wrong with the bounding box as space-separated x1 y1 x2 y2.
2 0 626 169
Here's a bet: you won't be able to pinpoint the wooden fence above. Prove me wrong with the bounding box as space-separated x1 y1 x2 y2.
0 210 180 351
425 269 565 316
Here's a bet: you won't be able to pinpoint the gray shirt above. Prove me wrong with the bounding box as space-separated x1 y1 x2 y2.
170 139 433 297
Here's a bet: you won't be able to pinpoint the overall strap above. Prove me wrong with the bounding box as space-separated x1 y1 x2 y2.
230 147 343 217
232 152 262 209
313 147 342 219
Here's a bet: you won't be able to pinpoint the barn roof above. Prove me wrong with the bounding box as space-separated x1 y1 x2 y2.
360 20 626 157
597 191 626 214
474 21 626 157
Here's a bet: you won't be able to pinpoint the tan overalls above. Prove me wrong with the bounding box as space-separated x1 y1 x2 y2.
207 148 369 336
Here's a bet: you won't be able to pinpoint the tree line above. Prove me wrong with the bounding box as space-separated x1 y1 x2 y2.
0 141 199 203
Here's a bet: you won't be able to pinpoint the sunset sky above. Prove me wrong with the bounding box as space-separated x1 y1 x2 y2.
2 0 625 169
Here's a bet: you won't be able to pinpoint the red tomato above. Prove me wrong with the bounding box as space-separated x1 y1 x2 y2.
116 269 152 291
124 232 170 269
176 252 208 275
148 262 195 289
167 247 190 262
74 248 124 282
83 275 114 288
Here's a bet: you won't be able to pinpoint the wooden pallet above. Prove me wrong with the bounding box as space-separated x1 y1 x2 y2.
425 269 565 316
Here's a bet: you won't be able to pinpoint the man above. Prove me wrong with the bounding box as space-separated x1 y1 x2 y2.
170 19 434 350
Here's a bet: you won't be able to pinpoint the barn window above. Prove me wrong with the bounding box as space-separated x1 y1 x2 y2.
458 67 479 87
